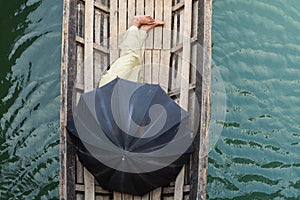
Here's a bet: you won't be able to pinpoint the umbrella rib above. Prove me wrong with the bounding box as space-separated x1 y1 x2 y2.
130 120 182 151
96 89 125 148
136 99 187 139
128 86 159 135
137 100 173 138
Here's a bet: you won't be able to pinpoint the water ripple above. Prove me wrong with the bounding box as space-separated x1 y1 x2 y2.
0 0 62 199
209 0 300 199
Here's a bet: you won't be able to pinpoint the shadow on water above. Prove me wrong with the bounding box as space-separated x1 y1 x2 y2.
0 0 62 199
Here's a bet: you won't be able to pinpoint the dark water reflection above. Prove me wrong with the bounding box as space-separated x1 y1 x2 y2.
209 0 300 199
0 0 62 199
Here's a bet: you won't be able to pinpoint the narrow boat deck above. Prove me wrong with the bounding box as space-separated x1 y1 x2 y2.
60 0 211 199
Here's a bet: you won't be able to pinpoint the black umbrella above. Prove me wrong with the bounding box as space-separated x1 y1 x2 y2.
67 78 194 195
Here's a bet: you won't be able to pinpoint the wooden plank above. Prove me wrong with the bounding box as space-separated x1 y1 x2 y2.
161 185 190 194
150 187 161 200
171 43 183 54
179 9 184 44
84 168 95 199
94 1 110 13
100 52 107 73
176 51 183 90
84 0 94 92
171 37 197 53
76 184 111 194
172 1 184 12
74 90 82 116
76 156 84 184
60 0 77 199
117 0 127 85
95 9 101 44
127 0 136 29
152 50 160 84
94 42 110 54
159 50 170 92
196 0 212 199
144 50 152 84
153 0 163 49
123 194 133 200
174 167 185 200
110 0 119 63
114 192 122 200
94 50 102 87
133 196 142 200
179 0 192 118
184 194 190 200
141 193 150 200
136 0 145 82
76 35 85 44
95 196 105 200
187 95 196 194
103 13 109 48
136 0 145 15
151 1 167 198
175 0 193 199
163 0 172 50
76 36 109 53
144 0 154 49
192 0 198 38
172 12 178 48
160 0 172 92
102 52 109 74
190 43 197 85
144 0 154 86
168 83 195 97
77 1 85 37
118 0 127 35
95 195 110 200
100 12 104 45
76 44 84 85
60 0 70 198
76 188 84 200
77 193 84 200
169 53 178 91
83 0 95 199
101 13 105 47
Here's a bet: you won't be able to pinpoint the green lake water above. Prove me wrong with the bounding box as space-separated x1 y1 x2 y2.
0 0 62 199
0 0 300 199
209 0 300 199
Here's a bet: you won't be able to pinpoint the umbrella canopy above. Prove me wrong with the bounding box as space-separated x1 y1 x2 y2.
66 78 194 195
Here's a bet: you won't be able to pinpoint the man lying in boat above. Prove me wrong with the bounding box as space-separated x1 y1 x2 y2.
98 15 164 87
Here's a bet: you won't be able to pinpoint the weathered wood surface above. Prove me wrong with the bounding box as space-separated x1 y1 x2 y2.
174 0 193 199
60 0 76 199
109 0 118 63
196 1 212 199
60 0 212 199
83 1 95 199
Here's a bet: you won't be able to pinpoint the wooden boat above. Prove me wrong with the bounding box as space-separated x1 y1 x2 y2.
60 0 211 199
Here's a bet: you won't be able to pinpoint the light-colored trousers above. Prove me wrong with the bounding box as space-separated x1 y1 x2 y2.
98 26 147 87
